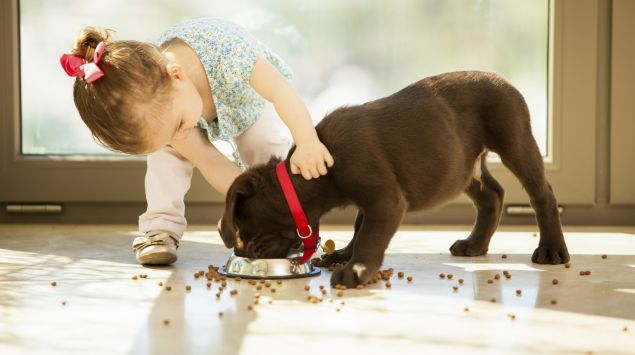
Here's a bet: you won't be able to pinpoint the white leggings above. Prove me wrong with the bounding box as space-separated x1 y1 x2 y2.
138 103 291 239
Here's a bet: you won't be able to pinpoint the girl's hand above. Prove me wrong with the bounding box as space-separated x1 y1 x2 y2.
290 139 335 180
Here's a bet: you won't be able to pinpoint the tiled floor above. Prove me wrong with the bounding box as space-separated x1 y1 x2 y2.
1 224 635 355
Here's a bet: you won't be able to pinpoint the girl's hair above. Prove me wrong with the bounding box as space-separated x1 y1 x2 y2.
71 27 172 154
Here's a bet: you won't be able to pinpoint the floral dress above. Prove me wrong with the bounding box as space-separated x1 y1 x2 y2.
157 18 293 170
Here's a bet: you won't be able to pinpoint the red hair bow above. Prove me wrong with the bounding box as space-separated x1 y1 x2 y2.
60 41 105 83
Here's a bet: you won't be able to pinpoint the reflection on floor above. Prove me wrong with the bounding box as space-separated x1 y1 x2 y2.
1 224 635 355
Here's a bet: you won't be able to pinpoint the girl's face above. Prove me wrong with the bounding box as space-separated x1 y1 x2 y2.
145 64 203 152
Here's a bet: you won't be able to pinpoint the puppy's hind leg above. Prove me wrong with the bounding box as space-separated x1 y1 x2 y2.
319 210 363 266
450 153 504 257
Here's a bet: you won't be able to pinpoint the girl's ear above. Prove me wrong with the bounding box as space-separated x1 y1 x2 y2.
165 62 184 80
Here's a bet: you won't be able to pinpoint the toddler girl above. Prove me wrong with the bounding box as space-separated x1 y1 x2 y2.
61 18 334 265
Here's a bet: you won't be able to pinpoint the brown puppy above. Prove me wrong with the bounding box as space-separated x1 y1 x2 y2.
219 71 569 287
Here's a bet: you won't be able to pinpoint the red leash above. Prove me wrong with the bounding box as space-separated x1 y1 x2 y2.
275 161 320 263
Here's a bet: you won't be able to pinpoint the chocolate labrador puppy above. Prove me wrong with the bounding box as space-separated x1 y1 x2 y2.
219 71 570 287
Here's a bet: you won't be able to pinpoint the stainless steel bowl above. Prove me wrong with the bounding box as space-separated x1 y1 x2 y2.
218 251 321 279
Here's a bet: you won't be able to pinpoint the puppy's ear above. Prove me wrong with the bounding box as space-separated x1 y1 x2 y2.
219 175 256 249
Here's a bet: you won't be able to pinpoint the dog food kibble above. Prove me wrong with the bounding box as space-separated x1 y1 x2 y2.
565 263 571 268
452 286 458 292
552 279 559 285
61 301 66 306
386 282 392 289
215 292 221 298
132 276 138 280
532 232 538 237
221 281 227 287
355 284 364 289
585 270 591 275
185 285 192 291
502 254 508 259
194 272 200 279
206 282 211 288
264 281 271 288
487 279 494 284
336 291 344 297
158 282 163 287
235 277 242 282
319 285 325 290
407 276 413 282
447 274 453 280
505 274 512 279
516 289 522 296
550 299 557 305
623 326 628 332
304 285 310 291
490 298 496 303
51 281 57 287
218 312 223 317
271 288 276 293
602 254 607 259
508 314 516 320
166 286 172 291
229 290 238 296
439 273 446 279
579 271 585 276
458 278 464 284
163 319 170 326
248 280 256 285
256 286 262 290
247 305 253 311
464 307 469 312
259 280 266 284
494 274 500 280
336 308 341 312
398 272 405 279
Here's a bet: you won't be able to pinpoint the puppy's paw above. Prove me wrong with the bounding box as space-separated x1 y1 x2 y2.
330 261 379 288
318 247 352 267
532 243 570 264
449 239 488 257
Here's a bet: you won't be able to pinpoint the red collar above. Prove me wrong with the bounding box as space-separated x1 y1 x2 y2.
275 161 320 263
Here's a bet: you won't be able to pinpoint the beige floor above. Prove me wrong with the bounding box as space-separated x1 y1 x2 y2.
1 224 635 355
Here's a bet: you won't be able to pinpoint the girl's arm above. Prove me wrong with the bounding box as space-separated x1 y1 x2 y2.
249 56 334 180
169 128 241 196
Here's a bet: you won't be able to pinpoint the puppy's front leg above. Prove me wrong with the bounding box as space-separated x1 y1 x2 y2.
330 198 406 287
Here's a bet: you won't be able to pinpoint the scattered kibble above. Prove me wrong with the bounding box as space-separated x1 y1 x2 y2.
452 286 458 292
185 285 192 291
158 282 163 287
532 232 538 237
398 272 405 279
61 301 66 306
464 307 469 312
247 305 253 311
163 319 170 326
487 279 494 284
508 314 516 320
221 281 227 287
229 290 238 296
166 286 172 291
356 284 364 290
458 278 464 284
552 279 559 285
516 289 522 296
550 299 557 305
407 276 413 282
585 271 591 275
268 300 273 304
623 326 628 332
194 272 200 279
264 281 271 288
271 288 276 293
502 254 507 259
601 255 607 259
218 312 223 317
579 271 585 276
565 263 571 268
215 293 220 298
235 277 242 282
304 285 310 291
132 276 138 280
386 282 392 289
276 280 282 285
447 274 454 280
51 281 57 287
494 274 501 280
490 298 496 303
336 291 344 297
206 282 211 288
256 286 262 290
340 301 346 305
439 273 446 279
336 308 341 312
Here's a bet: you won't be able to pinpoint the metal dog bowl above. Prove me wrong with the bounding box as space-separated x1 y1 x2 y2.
218 251 321 279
